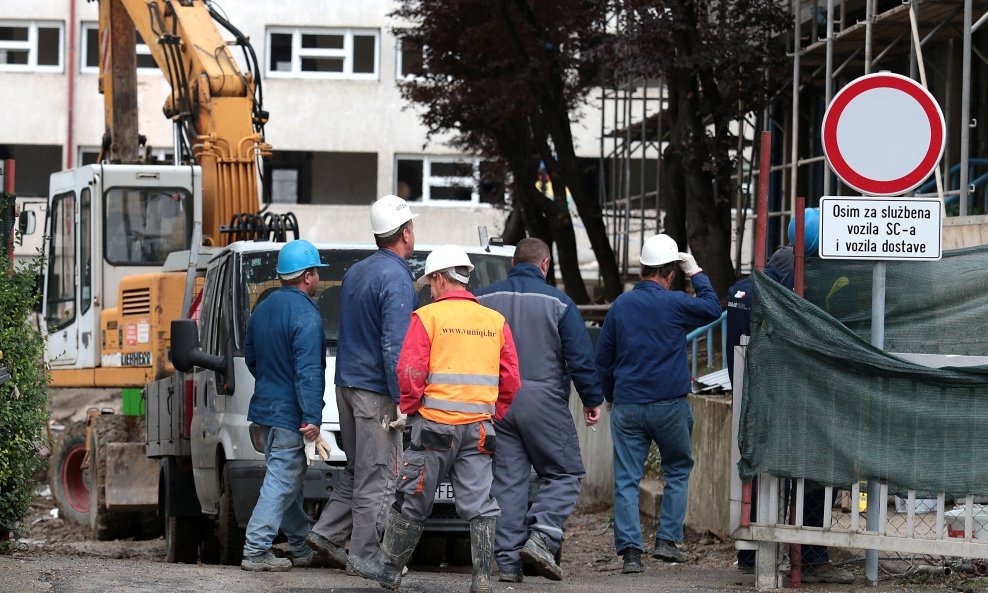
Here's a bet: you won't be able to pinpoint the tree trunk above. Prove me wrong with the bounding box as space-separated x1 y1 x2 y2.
665 68 734 301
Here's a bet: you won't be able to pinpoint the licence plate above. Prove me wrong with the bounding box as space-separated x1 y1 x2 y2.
434 482 455 502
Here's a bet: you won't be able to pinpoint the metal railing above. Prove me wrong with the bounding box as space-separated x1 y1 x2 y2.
687 310 727 379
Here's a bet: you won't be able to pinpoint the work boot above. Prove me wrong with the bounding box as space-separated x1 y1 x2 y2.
520 531 563 581
348 509 423 591
652 539 687 563
240 550 292 572
290 545 316 568
498 567 523 583
305 531 348 568
621 548 644 574
469 516 497 593
801 563 855 584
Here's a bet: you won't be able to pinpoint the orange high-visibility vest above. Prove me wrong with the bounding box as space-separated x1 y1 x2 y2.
414 299 505 425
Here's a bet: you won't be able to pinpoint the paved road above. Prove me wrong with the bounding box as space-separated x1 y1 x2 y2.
1 553 951 593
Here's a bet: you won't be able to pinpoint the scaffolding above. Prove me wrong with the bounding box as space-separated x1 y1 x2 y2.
598 0 988 275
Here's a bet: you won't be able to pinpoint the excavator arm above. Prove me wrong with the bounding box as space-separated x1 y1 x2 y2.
97 0 271 246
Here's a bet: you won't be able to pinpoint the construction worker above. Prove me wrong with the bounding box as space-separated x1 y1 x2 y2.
350 245 522 593
307 195 418 567
595 234 721 573
473 237 602 582
729 211 853 584
241 239 328 571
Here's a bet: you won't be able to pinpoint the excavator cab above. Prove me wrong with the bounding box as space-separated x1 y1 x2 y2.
43 164 201 384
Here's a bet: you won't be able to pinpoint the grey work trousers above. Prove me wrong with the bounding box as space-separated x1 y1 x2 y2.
397 415 500 522
311 386 401 559
491 388 585 572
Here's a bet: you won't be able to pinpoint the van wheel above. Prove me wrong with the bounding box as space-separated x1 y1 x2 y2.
165 516 201 564
48 421 90 526
217 465 245 565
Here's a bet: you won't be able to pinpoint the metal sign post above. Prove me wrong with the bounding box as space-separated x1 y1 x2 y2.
820 72 946 585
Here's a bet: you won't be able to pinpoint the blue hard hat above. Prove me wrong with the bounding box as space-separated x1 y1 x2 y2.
788 208 820 256
276 240 328 275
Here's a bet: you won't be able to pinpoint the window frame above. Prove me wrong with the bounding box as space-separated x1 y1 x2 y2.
395 155 504 206
79 22 159 74
265 27 379 80
45 191 77 332
102 186 194 266
0 20 64 73
395 35 426 80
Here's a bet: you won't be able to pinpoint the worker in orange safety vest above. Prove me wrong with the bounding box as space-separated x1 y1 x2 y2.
349 244 521 593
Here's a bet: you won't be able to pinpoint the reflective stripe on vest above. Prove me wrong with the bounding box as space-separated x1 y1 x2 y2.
422 396 495 415
426 372 499 387
414 298 506 424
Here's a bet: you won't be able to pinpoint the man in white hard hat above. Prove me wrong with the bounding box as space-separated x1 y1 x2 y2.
595 234 721 573
350 245 521 593
307 195 418 567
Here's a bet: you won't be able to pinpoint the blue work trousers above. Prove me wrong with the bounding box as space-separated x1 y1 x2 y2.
243 425 311 558
610 397 694 554
491 391 585 572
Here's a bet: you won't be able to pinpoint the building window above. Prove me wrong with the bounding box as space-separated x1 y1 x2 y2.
270 168 299 203
80 22 157 73
0 21 63 72
396 36 424 79
266 28 378 79
396 156 505 205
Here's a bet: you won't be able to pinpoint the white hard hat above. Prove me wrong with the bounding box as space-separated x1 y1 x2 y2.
640 234 680 266
418 245 475 285
370 194 418 236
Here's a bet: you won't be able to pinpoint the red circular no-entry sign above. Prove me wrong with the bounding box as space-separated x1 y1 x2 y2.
822 72 945 197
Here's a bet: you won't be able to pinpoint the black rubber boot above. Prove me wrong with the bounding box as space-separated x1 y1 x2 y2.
348 509 423 591
469 516 497 593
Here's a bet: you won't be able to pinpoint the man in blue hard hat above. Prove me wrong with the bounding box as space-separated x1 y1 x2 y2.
728 210 853 584
307 195 419 567
241 239 329 571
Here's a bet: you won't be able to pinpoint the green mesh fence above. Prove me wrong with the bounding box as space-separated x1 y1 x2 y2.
804 245 988 356
738 269 988 498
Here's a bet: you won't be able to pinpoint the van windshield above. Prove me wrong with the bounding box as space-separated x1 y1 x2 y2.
239 248 512 346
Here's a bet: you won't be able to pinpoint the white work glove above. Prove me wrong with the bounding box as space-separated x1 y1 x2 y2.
389 405 409 431
678 252 702 276
304 435 332 466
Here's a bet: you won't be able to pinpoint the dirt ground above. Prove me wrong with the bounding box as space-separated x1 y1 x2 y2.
10 484 736 573
4 483 978 593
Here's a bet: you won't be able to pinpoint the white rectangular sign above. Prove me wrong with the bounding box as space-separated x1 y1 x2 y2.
819 196 942 261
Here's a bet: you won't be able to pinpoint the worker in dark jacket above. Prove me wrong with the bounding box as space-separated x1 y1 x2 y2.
726 246 794 386
308 195 418 566
729 212 853 584
474 238 603 583
596 234 721 574
241 239 328 571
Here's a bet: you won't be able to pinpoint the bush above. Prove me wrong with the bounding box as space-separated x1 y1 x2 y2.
0 192 48 543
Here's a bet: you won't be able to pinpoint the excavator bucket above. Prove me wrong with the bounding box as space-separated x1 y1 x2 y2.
105 442 158 511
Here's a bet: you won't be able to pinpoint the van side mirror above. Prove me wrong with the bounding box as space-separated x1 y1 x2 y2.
18 210 36 235
171 320 224 373
170 320 237 395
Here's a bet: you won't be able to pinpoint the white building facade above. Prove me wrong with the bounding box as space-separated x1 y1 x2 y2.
0 0 603 214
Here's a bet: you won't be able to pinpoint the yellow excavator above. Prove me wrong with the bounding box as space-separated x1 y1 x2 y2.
45 0 295 546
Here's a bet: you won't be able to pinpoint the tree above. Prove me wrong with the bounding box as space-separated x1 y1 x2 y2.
393 0 622 303
606 0 790 297
0 193 47 543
